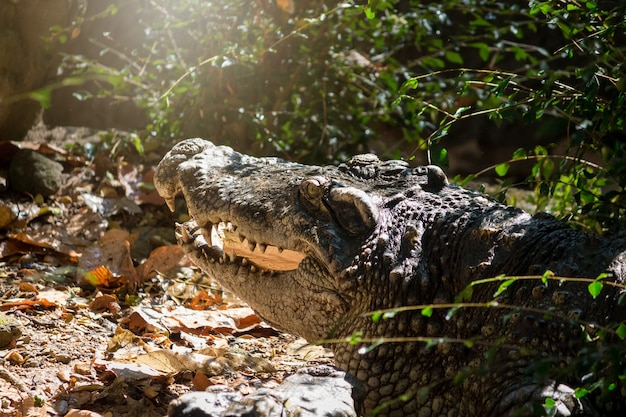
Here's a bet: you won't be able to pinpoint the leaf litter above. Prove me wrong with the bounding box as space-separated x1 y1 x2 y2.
0 129 333 417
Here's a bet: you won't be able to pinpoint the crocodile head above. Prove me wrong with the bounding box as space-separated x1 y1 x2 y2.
156 139 626 416
155 138 447 341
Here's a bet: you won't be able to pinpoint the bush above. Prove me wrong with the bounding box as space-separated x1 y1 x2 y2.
46 0 626 230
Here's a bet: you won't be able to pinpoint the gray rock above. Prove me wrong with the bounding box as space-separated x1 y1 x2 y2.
9 149 64 196
168 366 363 417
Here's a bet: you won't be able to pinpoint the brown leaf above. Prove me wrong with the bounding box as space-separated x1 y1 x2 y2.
0 298 57 311
160 306 260 335
191 371 212 391
0 239 34 259
136 245 184 282
8 226 86 260
125 308 169 336
19 282 39 293
78 229 139 290
134 168 166 206
186 290 223 310
89 293 120 315
0 203 15 228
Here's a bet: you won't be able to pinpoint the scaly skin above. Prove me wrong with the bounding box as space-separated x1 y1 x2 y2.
155 138 626 417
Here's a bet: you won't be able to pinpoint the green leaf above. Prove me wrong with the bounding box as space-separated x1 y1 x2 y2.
495 163 510 177
616 323 626 340
421 56 445 69
455 285 474 303
348 331 363 345
453 106 471 118
512 148 527 159
453 369 471 384
445 51 463 65
541 270 554 284
371 311 382 323
28 88 52 109
574 387 589 398
470 42 491 62
421 307 433 317
494 77 512 96
493 278 516 297
399 78 419 95
364 6 375 20
587 280 603 298
435 147 448 166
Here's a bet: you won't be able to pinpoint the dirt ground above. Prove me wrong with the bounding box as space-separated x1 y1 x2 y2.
0 128 333 417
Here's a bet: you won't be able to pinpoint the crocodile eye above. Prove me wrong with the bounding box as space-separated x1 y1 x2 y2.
299 176 331 218
300 177 326 202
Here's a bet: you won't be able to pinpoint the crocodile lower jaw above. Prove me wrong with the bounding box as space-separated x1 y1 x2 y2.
180 220 305 271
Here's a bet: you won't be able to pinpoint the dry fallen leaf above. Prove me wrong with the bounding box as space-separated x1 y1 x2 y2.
191 371 212 391
135 244 184 282
186 290 223 310
89 293 121 315
160 305 260 335
78 229 138 289
125 308 169 336
0 298 57 311
0 203 14 228
19 282 39 293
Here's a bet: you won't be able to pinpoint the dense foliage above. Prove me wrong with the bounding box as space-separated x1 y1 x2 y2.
48 0 626 231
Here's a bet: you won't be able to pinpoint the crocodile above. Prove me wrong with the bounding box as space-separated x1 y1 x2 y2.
155 138 626 417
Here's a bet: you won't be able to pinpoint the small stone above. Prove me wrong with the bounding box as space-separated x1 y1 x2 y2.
74 362 92 375
22 358 41 368
5 350 24 365
57 369 71 382
55 353 72 364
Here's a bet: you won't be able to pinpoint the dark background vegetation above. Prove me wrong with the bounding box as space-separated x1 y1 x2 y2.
1 0 625 261
2 0 625 231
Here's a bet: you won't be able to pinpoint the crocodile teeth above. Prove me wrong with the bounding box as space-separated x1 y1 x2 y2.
165 197 176 212
201 226 213 247
179 223 192 243
186 220 305 271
